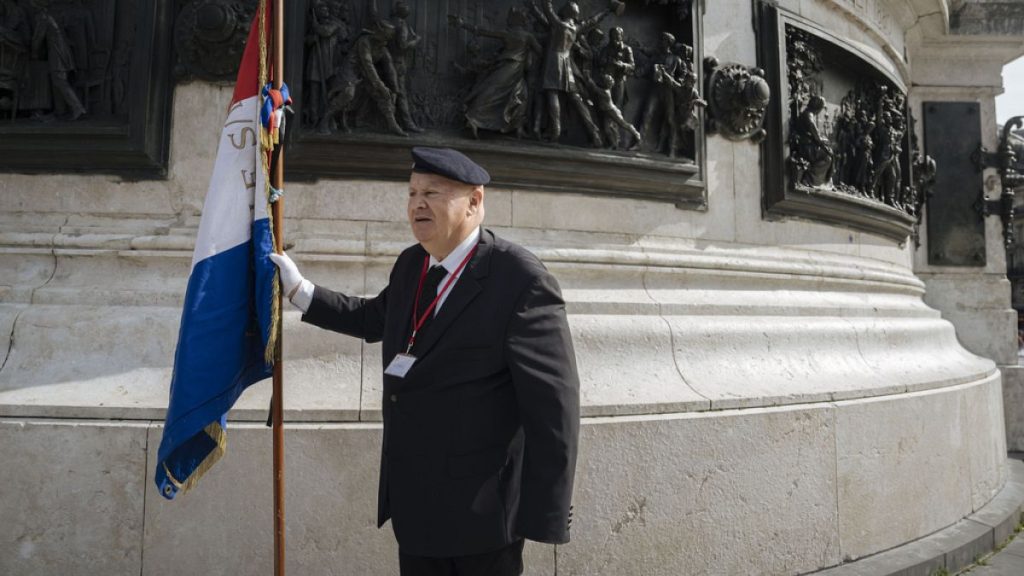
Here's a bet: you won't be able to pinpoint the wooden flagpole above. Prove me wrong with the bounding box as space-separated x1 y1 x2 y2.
270 0 286 574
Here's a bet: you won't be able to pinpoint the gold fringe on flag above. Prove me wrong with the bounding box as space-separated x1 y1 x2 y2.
257 0 281 366
161 422 228 494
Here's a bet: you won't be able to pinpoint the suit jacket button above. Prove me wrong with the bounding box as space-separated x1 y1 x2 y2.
390 394 398 403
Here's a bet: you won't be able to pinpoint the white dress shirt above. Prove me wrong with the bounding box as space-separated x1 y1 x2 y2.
289 226 481 315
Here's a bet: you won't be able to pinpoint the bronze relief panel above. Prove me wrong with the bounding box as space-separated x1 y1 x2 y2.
284 0 706 206
755 1 918 242
0 0 172 176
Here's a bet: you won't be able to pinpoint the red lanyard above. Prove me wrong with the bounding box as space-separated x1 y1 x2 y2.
407 246 477 353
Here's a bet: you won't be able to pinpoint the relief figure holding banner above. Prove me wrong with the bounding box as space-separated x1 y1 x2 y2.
532 0 618 146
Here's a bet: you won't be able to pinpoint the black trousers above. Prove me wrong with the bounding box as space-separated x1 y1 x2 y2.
398 540 525 576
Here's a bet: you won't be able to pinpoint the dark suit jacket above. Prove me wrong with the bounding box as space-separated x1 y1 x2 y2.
302 229 580 557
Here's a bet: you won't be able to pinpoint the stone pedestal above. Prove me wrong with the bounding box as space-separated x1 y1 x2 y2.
909 30 1024 452
0 1 1021 574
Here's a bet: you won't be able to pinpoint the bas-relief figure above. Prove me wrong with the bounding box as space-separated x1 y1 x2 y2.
304 0 348 129
790 94 833 186
0 0 126 122
597 26 633 109
784 25 913 217
584 70 641 149
531 0 615 146
312 0 415 136
318 16 405 135
369 0 422 133
31 0 87 120
448 8 541 139
639 33 703 157
831 83 908 206
302 0 701 160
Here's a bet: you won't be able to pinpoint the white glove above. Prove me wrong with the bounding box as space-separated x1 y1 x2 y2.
269 252 304 299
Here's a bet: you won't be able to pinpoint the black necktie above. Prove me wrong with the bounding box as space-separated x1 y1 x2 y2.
416 265 448 334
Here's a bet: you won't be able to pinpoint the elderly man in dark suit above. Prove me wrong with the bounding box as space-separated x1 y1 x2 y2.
270 147 580 576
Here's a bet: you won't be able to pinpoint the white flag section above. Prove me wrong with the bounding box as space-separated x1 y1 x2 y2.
192 98 269 269
155 5 277 499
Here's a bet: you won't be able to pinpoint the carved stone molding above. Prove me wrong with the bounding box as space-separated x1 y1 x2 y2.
755 1 915 242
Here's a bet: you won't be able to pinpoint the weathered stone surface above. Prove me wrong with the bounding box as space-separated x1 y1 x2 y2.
556 406 840 576
0 307 362 422
815 459 1024 575
931 308 1017 366
952 0 1024 36
0 252 57 303
965 375 1008 511
510 190 705 240
0 304 21 370
920 274 1013 313
1003 367 1024 452
919 274 1016 365
970 459 1024 545
704 0 757 62
666 315 993 409
944 519 996 572
835 381 984 561
0 306 179 417
143 422 400 576
549 260 658 316
569 314 709 415
701 137 740 241
0 419 147 576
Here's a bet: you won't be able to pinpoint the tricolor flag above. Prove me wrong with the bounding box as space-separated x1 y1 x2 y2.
155 2 279 500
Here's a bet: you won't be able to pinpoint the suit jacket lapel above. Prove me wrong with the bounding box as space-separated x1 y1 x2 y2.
409 229 493 360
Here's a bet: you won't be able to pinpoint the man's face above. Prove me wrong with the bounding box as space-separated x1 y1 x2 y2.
408 172 483 258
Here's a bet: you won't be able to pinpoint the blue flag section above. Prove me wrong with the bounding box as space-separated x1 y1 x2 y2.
155 3 278 500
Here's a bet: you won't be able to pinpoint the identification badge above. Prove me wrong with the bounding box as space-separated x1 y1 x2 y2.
384 353 417 378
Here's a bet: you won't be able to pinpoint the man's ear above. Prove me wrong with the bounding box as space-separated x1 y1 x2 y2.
469 186 485 213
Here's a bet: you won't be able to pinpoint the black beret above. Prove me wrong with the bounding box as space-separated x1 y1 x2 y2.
411 146 490 186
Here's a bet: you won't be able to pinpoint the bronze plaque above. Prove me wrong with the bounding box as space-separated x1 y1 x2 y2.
0 0 173 177
923 101 986 267
756 2 917 242
283 0 706 206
